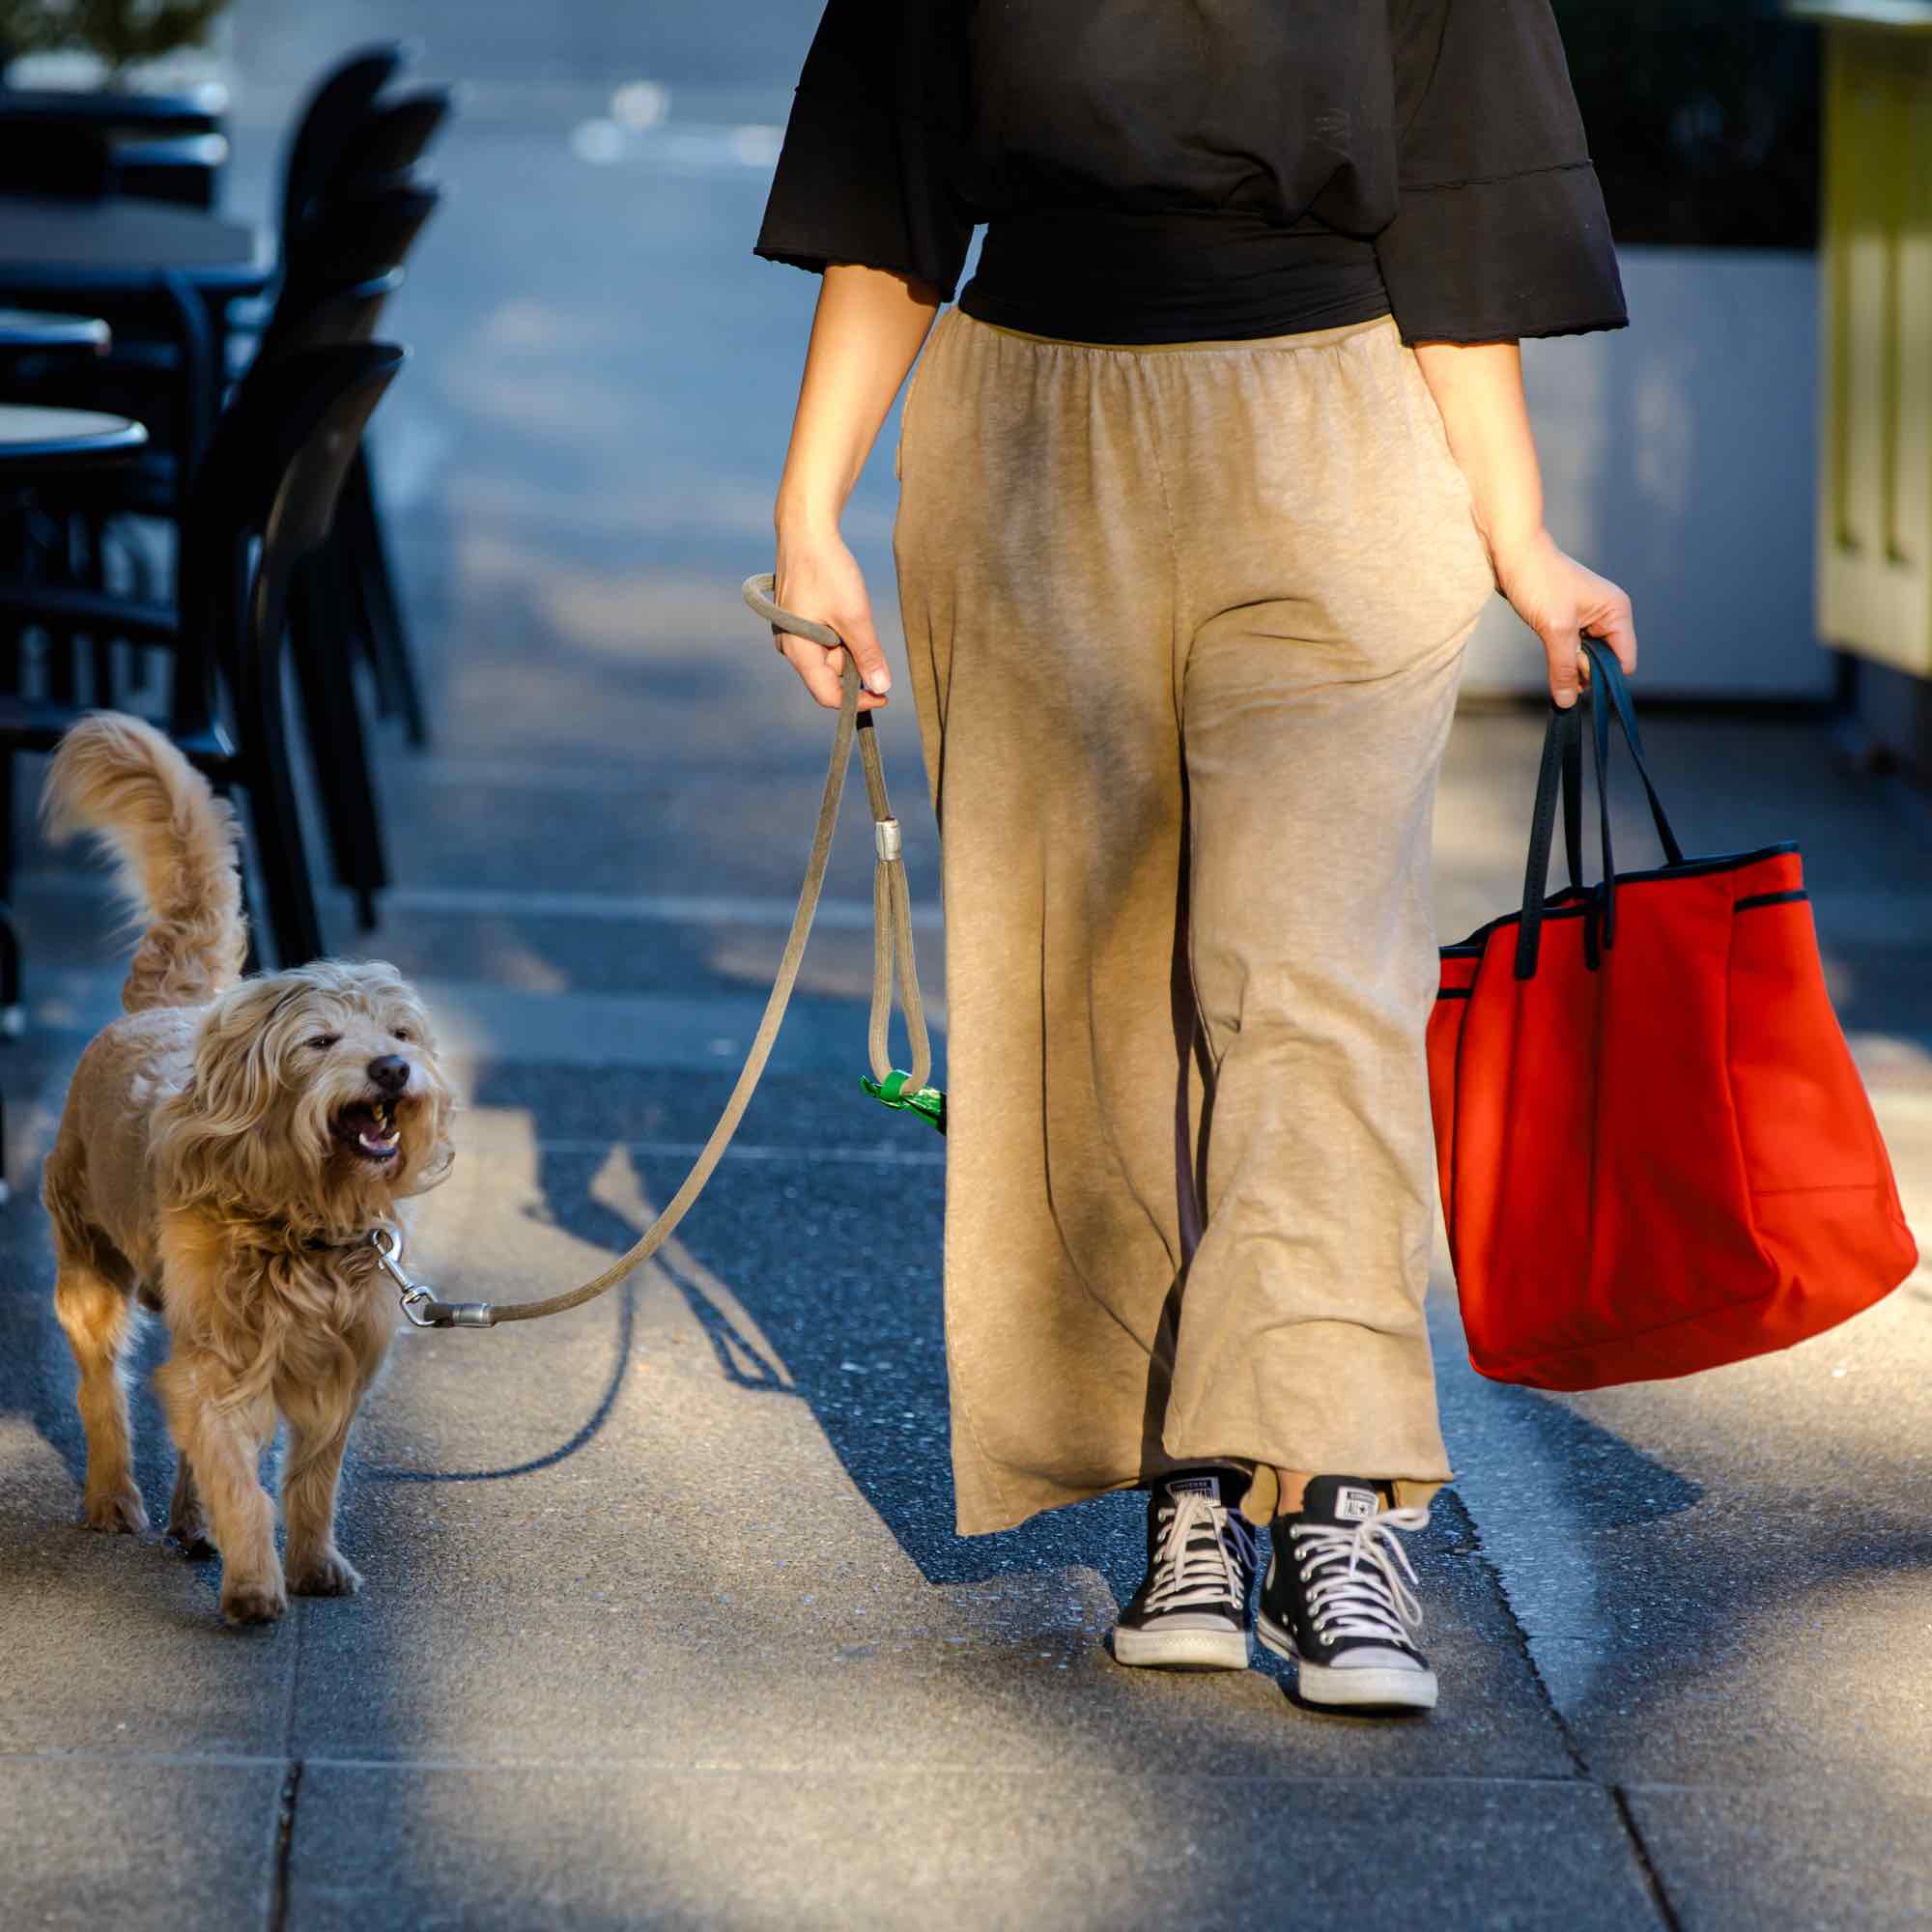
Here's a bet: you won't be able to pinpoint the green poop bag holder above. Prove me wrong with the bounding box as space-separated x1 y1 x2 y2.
370 575 943 1332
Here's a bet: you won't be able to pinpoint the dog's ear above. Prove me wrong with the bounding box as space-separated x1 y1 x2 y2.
154 980 299 1203
188 980 295 1122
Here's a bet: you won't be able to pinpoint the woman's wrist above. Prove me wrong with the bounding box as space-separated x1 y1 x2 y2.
775 491 843 545
1482 521 1557 579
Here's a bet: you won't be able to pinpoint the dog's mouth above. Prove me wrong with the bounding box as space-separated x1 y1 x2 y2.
331 1097 403 1163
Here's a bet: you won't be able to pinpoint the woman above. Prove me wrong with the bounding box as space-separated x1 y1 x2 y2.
753 0 1636 1715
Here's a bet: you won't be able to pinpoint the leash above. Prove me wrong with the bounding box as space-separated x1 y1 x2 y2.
377 572 942 1330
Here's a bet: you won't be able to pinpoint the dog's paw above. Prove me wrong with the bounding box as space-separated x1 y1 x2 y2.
80 1485 148 1535
168 1521 216 1561
220 1578 288 1626
288 1549 363 1598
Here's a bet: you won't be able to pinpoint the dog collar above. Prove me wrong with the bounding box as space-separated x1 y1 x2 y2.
298 1218 401 1256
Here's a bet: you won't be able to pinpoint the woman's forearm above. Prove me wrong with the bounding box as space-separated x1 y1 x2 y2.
775 263 942 539
1412 336 1637 703
1411 339 1546 563
767 264 943 710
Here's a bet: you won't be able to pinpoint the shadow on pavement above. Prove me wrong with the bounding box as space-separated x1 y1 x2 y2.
431 1071 1158 1608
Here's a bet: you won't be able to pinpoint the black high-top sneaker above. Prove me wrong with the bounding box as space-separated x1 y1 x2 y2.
1256 1476 1436 1711
1111 1467 1261 1671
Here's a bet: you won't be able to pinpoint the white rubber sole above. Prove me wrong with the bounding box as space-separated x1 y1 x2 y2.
1111 1622 1252 1671
1256 1611 1438 1711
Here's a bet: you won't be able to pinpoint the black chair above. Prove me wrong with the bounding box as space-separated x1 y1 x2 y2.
254 271 398 364
40 45 416 449
8 176 440 930
22 176 433 659
278 180 440 319
270 182 441 755
319 86 454 201
234 184 441 918
2 55 451 930
279 44 416 269
0 342 409 975
249 273 408 923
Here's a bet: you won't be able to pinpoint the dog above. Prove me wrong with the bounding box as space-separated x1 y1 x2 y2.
38 713 454 1625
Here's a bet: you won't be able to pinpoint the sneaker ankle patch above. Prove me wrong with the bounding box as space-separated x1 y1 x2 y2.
1166 1475 1222 1498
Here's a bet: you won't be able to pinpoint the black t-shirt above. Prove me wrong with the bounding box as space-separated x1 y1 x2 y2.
753 0 1630 347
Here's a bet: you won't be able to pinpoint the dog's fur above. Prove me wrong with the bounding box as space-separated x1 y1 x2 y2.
39 714 454 1624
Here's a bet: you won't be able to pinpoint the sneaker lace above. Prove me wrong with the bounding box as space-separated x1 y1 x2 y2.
1289 1504 1430 1650
1145 1489 1260 1616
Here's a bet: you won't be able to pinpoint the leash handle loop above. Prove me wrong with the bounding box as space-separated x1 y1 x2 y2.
743 571 932 1094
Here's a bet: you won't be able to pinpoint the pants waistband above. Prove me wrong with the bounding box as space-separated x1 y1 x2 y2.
953 307 1401 356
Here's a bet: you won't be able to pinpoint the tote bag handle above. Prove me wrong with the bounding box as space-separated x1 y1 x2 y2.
1515 637 1688 980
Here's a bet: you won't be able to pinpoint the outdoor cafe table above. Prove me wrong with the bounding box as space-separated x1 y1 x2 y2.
0 307 110 367
0 193 268 299
0 403 145 474
0 194 269 454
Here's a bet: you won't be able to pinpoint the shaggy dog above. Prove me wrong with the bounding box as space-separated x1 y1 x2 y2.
39 713 454 1625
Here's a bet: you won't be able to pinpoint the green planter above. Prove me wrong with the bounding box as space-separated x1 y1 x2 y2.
0 1 230 86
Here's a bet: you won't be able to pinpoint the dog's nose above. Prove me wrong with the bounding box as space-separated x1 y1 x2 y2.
367 1056 412 1094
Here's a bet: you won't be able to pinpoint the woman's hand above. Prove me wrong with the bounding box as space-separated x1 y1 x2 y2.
1490 526 1636 710
771 526 894 713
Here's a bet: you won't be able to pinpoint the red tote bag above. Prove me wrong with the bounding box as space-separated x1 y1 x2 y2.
1428 638 1918 1391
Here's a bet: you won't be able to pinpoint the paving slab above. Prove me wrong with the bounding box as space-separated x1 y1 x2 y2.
1623 1783 1932 1932
1 1757 283 1932
287 1766 1664 1932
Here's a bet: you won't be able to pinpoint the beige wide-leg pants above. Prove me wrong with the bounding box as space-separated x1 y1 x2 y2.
891 306 1498 1538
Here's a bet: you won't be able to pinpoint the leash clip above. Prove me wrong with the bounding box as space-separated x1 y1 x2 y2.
369 1225 496 1330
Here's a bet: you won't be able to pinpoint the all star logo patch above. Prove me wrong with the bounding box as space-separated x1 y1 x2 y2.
1335 1487 1379 1522
1168 1477 1220 1498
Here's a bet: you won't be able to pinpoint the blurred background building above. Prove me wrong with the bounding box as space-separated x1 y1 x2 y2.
1465 0 1831 708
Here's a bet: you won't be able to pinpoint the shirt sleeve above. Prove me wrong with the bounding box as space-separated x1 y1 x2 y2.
1374 0 1629 345
753 0 976 301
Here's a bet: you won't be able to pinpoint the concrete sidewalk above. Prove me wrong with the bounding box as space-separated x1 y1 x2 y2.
5 21 1932 1930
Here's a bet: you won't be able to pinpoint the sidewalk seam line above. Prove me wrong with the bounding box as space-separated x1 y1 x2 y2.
268 1759 303 1932
1611 1784 1688 1932
269 1575 307 1931
1439 1487 1683 1931
1436 1490 1589 1777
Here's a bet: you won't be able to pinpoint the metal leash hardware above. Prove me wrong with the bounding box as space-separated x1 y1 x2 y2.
370 1225 496 1330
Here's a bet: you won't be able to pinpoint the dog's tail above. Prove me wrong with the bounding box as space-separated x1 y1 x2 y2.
42 712 247 1013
